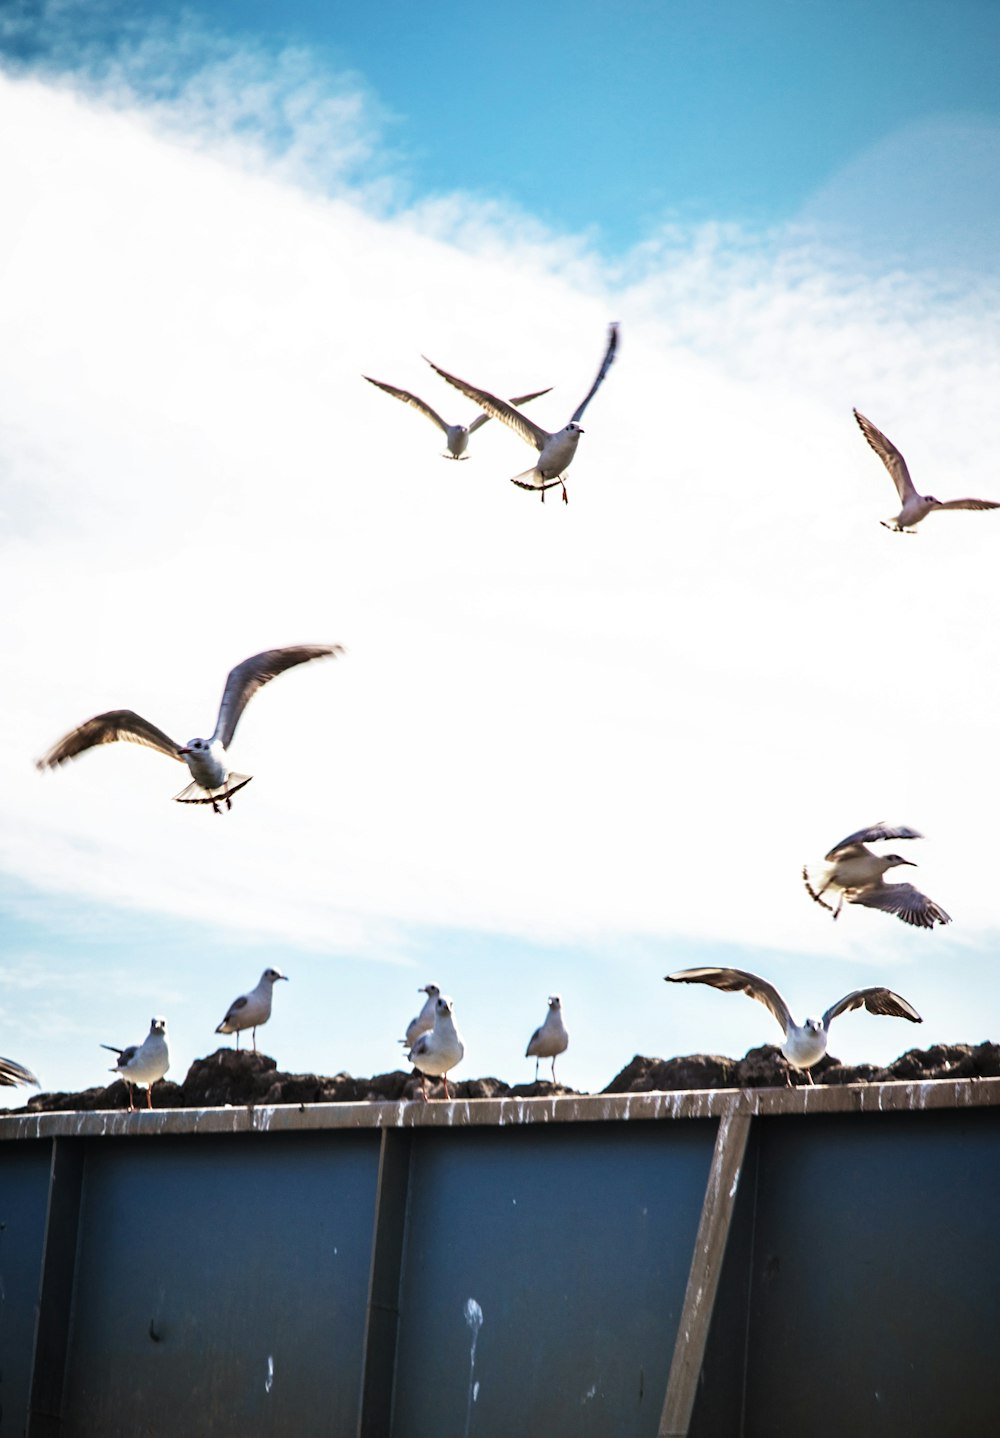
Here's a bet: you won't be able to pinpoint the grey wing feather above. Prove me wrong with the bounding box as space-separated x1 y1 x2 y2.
423 359 549 451
36 710 184 769
849 884 951 928
108 1044 139 1067
933 498 1000 511
823 988 923 1027
570 322 619 423
825 823 923 860
525 1026 543 1056
409 1034 431 1060
99 1043 124 1056
363 376 450 434
853 410 917 504
467 386 553 435
0 1055 38 1087
666 966 792 1033
214 645 343 749
219 995 249 1028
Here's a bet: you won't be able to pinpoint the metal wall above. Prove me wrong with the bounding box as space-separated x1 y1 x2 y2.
1 1080 998 1438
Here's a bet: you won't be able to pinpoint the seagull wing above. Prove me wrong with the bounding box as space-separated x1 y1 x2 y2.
848 883 951 928
825 823 923 860
467 386 553 435
666 966 792 1033
423 359 549 452
570 322 619 423
525 1025 543 1057
213 644 343 749
217 995 248 1031
36 711 184 769
0 1055 38 1087
363 376 450 434
853 410 917 504
108 1044 139 1068
822 988 923 1027
933 498 1000 512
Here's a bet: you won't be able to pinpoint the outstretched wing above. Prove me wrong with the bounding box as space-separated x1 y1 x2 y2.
213 645 343 749
933 498 1000 512
467 386 553 435
853 409 917 505
37 710 184 770
823 987 923 1028
825 823 923 860
849 883 951 928
666 966 792 1033
363 376 450 434
424 359 549 452
0 1055 38 1087
570 322 619 423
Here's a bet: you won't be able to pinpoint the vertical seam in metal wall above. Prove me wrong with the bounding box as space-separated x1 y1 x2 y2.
737 1124 760 1438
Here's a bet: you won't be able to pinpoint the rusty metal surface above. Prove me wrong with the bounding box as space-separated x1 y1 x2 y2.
3 1075 999 1142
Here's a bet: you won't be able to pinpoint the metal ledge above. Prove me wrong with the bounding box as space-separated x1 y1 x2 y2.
2 1073 998 1141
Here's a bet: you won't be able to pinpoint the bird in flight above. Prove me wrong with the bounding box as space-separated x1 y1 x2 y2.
666 967 921 1084
803 822 951 929
36 644 342 812
425 322 619 503
854 408 1000 532
363 376 551 460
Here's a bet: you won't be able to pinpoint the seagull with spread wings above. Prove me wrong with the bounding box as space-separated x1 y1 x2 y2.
666 967 922 1083
36 644 342 811
854 408 1000 532
425 322 619 503
803 822 951 929
363 377 551 460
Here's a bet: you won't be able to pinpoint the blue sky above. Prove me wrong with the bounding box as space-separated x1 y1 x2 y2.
1 0 999 1100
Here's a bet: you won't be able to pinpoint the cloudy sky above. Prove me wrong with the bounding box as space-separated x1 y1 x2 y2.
2 0 1000 1101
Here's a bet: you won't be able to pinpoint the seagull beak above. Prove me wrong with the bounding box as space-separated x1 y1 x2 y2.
178 747 190 756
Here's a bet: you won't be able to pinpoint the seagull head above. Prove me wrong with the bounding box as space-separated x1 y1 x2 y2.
178 736 210 757
548 995 562 1011
883 853 917 870
421 983 441 997
150 1017 168 1036
804 1017 824 1035
566 421 584 435
263 968 288 985
435 995 454 1019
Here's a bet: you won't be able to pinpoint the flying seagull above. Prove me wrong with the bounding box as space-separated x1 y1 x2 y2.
0 1054 38 1088
803 822 951 929
666 967 921 1083
102 1017 170 1110
525 994 569 1082
425 322 619 503
36 644 343 811
854 408 1000 532
216 968 288 1052
399 983 441 1049
407 994 465 1100
363 377 552 460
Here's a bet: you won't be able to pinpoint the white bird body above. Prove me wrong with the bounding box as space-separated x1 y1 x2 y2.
103 1017 170 1109
363 377 552 460
36 644 343 811
525 995 569 1081
425 322 619 502
666 968 922 1083
399 983 441 1048
408 995 464 1098
854 408 1000 532
216 968 287 1051
803 822 951 929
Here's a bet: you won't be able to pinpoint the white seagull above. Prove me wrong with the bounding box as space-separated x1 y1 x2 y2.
407 994 465 1100
398 983 441 1049
36 644 343 811
666 967 922 1084
803 822 951 929
425 322 619 503
102 1017 170 1110
854 408 1000 532
525 995 569 1082
0 1054 38 1088
363 377 552 460
216 968 288 1052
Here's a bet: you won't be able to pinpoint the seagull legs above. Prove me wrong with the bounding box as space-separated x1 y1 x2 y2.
127 1082 135 1111
802 868 836 914
534 1057 540 1081
252 1027 257 1054
551 1056 558 1082
146 1084 154 1110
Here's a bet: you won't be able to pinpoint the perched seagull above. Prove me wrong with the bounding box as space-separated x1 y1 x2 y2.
36 644 343 812
666 967 922 1084
854 408 1000 532
0 1054 39 1088
525 995 569 1082
215 968 288 1053
803 822 951 929
407 994 465 1100
363 377 552 460
102 1017 170 1111
399 983 441 1049
425 322 619 503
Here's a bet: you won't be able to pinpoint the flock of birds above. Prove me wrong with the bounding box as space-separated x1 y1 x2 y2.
4 318 996 1104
